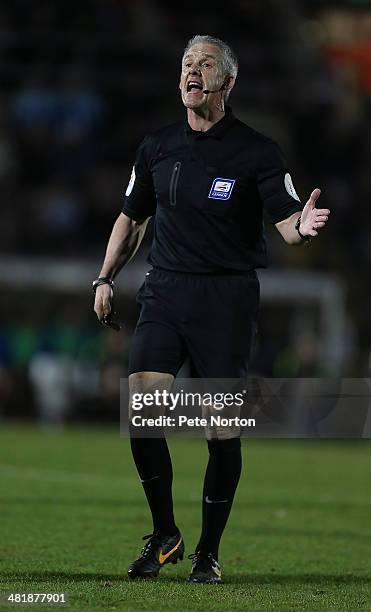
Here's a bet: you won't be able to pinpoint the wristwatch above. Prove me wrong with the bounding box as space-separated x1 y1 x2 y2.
92 277 122 331
92 277 114 293
295 217 311 244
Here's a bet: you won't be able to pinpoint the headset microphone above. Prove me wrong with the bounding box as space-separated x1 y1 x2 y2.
203 81 228 95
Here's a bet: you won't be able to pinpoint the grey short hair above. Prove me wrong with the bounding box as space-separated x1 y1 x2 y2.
183 34 238 79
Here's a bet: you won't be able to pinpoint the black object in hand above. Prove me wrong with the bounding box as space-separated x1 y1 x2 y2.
100 312 122 332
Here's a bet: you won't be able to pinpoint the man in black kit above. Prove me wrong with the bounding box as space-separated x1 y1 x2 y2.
93 35 330 583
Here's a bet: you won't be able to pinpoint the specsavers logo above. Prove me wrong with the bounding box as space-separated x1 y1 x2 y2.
208 177 235 200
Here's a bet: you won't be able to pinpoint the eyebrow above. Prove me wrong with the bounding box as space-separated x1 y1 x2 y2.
183 53 216 62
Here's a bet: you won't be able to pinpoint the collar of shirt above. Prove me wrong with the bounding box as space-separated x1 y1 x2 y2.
184 106 236 140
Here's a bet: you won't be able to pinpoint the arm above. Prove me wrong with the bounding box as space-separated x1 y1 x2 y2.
256 140 330 244
275 188 330 245
94 212 150 320
98 212 150 279
94 134 157 322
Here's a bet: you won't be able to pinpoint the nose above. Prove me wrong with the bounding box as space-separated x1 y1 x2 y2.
189 65 201 76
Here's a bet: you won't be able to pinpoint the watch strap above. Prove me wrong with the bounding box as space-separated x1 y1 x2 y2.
92 277 114 294
295 216 311 243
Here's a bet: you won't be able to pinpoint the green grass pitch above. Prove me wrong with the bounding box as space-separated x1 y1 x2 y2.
0 425 370 611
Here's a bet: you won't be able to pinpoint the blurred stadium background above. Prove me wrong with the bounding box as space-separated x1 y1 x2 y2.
0 0 370 425
0 2 370 609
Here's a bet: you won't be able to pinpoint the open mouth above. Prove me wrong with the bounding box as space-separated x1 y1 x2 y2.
186 81 203 93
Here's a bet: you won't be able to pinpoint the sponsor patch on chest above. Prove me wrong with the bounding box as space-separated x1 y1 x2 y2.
208 177 235 200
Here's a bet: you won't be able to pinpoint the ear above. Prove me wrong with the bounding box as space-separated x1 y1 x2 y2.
224 75 236 93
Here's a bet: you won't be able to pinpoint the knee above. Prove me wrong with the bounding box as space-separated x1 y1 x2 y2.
129 371 149 390
128 371 174 421
129 371 174 394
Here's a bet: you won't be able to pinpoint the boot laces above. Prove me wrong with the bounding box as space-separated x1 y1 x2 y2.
140 533 160 558
188 551 217 571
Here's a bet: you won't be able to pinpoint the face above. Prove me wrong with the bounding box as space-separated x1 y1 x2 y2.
179 43 230 110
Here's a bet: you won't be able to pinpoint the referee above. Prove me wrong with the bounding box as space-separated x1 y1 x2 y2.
93 35 330 583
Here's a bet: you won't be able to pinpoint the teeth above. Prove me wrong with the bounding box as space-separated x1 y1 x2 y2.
187 81 202 92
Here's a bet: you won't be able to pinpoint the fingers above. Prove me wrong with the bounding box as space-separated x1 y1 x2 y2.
94 301 111 321
94 285 113 320
307 187 321 208
314 208 331 226
94 301 109 320
102 298 112 316
301 190 330 238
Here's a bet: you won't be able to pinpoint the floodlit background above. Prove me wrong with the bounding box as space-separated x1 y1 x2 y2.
0 3 370 609
1 1 371 425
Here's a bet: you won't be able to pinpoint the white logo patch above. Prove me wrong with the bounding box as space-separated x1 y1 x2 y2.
208 177 235 200
284 173 300 201
125 166 136 197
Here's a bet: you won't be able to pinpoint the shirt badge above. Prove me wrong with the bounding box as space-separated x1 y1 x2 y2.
125 166 136 197
208 177 235 200
284 172 300 201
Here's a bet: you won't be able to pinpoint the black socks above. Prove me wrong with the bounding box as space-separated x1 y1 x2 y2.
196 437 242 560
130 434 178 536
129 433 242 556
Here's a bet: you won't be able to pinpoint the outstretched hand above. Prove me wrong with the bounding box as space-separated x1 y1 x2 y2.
299 188 330 238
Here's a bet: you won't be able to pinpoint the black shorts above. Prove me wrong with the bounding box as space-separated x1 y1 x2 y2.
128 268 260 378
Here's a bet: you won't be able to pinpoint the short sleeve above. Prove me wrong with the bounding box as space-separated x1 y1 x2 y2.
257 140 302 224
122 136 157 221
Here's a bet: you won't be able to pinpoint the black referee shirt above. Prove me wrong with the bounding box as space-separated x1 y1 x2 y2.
122 107 302 273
